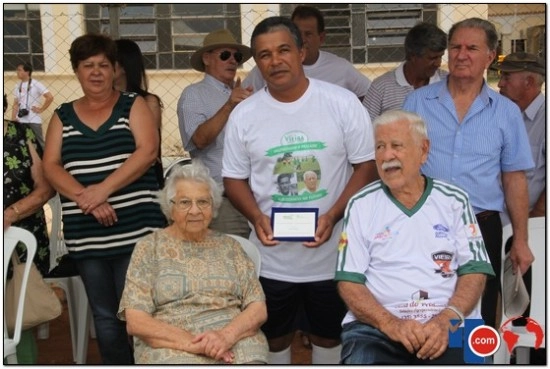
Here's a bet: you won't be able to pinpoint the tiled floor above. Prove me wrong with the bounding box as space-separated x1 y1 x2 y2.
35 288 312 364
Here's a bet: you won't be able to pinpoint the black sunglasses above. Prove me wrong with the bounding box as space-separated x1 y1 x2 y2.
218 50 244 63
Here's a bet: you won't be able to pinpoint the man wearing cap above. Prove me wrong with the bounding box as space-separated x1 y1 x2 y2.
495 53 545 349
496 52 546 222
177 29 253 238
403 18 534 330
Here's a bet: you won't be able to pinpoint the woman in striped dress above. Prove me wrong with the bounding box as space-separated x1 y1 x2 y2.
43 33 166 364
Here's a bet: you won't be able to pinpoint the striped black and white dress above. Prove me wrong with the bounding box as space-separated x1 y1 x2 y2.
56 92 166 260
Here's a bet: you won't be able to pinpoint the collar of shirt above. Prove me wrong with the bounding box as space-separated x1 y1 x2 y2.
203 74 232 94
523 92 545 122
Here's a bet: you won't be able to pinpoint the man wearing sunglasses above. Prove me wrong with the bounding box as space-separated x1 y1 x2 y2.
177 29 253 239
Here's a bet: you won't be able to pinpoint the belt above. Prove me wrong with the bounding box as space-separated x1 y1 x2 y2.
476 210 499 222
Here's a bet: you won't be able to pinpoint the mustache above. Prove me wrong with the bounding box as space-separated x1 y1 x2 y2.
381 160 402 171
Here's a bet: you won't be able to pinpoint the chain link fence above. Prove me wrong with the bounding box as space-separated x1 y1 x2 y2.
3 4 545 159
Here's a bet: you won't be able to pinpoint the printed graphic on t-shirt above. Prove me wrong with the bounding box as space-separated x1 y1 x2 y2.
270 130 326 203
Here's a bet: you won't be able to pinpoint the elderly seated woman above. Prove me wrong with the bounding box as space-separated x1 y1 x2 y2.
117 161 268 364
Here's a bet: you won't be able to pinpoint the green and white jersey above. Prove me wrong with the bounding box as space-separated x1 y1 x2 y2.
335 177 495 325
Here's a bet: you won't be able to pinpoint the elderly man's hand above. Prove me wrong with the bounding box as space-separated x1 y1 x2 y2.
416 315 452 360
227 77 253 109
380 317 426 354
510 238 534 275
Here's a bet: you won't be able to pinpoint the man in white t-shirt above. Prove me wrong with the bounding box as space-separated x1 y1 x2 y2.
11 62 54 148
335 110 494 364
222 17 377 365
243 5 371 101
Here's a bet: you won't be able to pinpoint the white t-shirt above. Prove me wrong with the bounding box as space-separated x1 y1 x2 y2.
222 78 375 282
243 50 371 99
335 178 495 325
12 79 49 124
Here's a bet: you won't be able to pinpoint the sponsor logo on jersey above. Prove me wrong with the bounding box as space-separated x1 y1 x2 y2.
433 223 449 238
432 251 455 278
374 226 398 241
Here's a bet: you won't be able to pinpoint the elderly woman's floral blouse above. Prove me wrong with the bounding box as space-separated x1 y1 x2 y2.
118 229 268 364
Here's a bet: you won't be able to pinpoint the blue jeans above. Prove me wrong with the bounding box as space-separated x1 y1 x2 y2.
340 321 467 364
75 255 133 364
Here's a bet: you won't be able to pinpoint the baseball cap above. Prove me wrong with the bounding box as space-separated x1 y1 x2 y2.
493 52 545 76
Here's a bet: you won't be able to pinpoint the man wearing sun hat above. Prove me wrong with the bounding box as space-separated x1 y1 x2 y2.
495 52 546 224
177 29 253 238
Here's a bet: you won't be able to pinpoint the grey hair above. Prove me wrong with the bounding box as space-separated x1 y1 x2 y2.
158 160 223 222
448 17 498 52
373 110 428 143
528 71 545 87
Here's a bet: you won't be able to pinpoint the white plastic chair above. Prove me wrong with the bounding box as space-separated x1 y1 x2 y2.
493 217 546 364
163 156 192 180
227 234 261 277
38 194 93 364
4 226 37 364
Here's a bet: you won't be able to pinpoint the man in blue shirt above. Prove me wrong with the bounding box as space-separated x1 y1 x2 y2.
403 18 534 330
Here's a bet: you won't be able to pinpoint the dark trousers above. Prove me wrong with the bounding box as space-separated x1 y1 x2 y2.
476 211 502 329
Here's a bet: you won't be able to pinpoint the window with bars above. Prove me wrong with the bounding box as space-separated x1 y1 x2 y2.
3 4 45 72
281 3 438 64
84 4 243 70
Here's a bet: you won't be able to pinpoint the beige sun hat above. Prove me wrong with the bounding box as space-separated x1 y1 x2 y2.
190 29 251 72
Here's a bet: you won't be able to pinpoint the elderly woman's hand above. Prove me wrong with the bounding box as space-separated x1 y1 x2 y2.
192 330 235 363
90 202 118 226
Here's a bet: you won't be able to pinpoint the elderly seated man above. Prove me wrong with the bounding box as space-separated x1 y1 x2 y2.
335 110 495 364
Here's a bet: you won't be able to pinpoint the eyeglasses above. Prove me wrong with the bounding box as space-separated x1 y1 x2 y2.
217 50 244 63
170 198 212 211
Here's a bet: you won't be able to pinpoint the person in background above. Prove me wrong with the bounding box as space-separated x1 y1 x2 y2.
11 62 54 148
364 22 447 121
177 29 253 239
495 52 545 222
403 18 534 330
222 16 377 364
336 110 494 364
118 161 268 364
495 52 546 364
243 5 371 102
3 93 55 363
114 38 165 187
43 33 166 364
